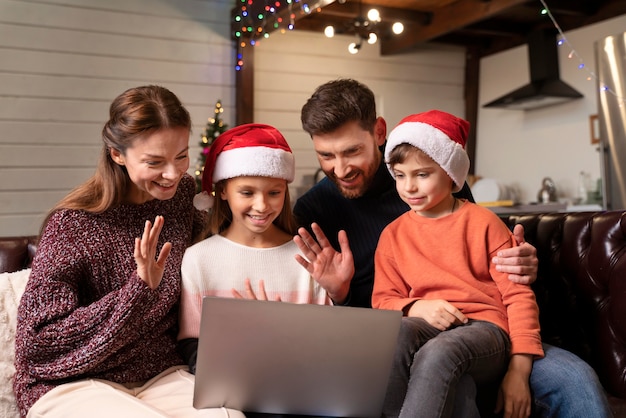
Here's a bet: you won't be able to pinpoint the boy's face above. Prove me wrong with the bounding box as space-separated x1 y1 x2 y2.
311 119 386 199
391 149 455 218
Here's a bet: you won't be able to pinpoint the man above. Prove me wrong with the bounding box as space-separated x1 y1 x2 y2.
293 78 611 417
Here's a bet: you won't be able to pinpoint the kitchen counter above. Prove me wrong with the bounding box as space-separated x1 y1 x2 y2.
485 203 603 215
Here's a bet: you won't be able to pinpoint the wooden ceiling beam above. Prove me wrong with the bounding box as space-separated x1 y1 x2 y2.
319 2 432 26
380 0 533 56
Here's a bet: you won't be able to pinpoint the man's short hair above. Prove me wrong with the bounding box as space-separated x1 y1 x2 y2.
301 78 377 137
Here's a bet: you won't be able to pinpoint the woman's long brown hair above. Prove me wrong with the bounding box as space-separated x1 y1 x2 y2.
40 85 191 234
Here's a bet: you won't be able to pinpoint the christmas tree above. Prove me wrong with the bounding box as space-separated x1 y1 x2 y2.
194 100 228 192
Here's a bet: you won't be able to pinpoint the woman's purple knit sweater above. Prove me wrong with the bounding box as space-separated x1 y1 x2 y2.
13 175 203 417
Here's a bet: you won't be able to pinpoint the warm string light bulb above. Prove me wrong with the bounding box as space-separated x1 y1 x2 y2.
367 8 381 23
348 41 361 54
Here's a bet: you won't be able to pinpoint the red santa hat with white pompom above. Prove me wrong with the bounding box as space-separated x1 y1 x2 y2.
193 123 295 210
385 109 470 192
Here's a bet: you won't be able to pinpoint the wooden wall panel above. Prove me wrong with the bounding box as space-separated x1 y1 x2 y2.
0 120 101 145
0 144 99 169
0 167 96 190
0 191 67 213
1 0 230 41
0 0 236 236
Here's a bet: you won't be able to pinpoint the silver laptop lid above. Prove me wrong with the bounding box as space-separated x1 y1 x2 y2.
193 297 401 417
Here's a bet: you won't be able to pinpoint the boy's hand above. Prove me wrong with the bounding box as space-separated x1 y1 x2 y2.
407 299 467 331
495 354 533 418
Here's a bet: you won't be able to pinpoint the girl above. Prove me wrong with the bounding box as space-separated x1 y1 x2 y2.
178 123 330 373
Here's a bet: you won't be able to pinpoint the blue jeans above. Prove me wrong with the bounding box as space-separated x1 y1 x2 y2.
530 343 612 417
383 317 510 418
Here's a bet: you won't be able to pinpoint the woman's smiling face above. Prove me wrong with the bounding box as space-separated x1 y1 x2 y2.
110 127 190 204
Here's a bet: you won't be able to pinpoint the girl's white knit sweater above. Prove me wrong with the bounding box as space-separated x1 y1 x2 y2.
178 234 330 340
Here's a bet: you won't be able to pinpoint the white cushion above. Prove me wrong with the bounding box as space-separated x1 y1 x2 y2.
0 268 30 418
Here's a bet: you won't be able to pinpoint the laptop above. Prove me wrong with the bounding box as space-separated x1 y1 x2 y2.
193 297 402 418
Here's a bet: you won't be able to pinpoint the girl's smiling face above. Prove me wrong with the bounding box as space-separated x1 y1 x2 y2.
110 127 190 204
220 176 288 237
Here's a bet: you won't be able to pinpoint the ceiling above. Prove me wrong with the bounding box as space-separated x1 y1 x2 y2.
241 0 626 58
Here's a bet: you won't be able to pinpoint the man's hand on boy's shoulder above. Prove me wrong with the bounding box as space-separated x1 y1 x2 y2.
492 224 538 285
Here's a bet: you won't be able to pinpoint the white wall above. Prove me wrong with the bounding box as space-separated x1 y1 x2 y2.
0 0 236 237
251 30 466 196
477 14 626 205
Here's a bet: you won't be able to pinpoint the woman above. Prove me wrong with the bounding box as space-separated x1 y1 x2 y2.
13 85 244 418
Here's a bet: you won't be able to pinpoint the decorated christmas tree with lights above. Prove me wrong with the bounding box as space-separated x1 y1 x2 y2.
194 100 228 192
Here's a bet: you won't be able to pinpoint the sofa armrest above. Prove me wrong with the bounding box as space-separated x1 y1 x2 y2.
0 236 38 274
500 211 626 402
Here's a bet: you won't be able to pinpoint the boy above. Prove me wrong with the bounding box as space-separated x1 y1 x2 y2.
373 110 544 418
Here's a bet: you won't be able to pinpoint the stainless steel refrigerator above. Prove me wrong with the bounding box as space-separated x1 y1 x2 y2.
596 31 626 210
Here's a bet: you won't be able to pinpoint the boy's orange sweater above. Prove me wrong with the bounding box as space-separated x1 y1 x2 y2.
373 201 544 358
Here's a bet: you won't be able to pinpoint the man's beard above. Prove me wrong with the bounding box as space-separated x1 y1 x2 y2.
328 158 380 199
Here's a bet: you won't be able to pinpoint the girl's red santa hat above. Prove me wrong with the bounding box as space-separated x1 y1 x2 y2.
194 123 295 210
385 110 470 192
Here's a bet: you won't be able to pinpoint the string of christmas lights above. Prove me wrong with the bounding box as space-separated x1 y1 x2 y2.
231 0 626 105
233 0 325 71
539 0 625 106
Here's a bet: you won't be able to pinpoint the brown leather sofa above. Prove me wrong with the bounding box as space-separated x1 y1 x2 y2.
500 211 626 417
0 236 38 274
2 210 626 416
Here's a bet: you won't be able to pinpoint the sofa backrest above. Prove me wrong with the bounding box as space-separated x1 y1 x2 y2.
0 236 38 274
500 211 626 400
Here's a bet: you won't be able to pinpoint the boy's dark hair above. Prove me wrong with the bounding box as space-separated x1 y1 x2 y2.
387 143 422 169
301 78 377 136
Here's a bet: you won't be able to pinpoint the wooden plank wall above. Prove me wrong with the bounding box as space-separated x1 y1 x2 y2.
250 29 466 199
0 0 235 237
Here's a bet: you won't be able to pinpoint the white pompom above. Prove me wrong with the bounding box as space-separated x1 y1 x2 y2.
193 191 214 211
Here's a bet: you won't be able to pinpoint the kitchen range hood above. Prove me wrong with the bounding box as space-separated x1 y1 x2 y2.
483 29 583 110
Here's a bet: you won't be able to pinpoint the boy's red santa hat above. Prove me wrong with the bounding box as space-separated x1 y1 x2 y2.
385 110 470 192
195 123 295 210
